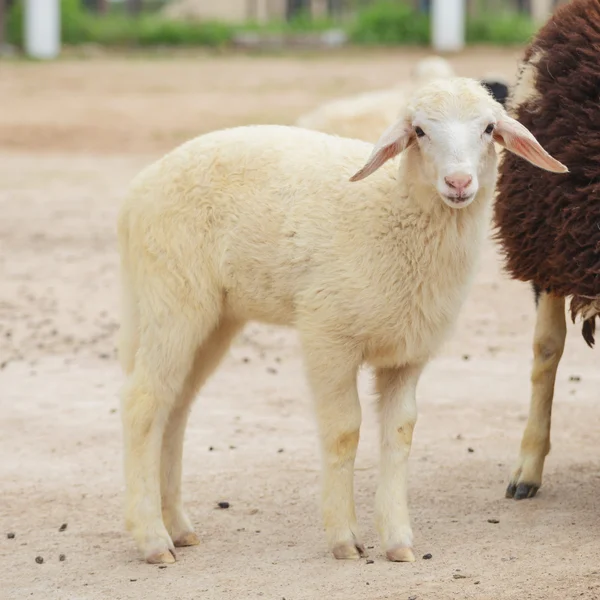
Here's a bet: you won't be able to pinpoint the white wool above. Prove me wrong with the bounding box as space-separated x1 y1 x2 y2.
116 77 565 565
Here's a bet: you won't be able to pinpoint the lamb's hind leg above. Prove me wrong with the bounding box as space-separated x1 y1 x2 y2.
300 332 364 560
121 294 221 564
506 290 566 500
161 319 243 548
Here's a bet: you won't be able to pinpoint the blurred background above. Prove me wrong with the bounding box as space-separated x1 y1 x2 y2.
5 2 600 599
0 0 571 52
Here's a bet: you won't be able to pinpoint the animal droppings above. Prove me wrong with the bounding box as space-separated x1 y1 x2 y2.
422 553 432 560
487 518 500 524
453 573 467 579
217 502 230 509
7 532 15 539
366 559 374 564
35 556 44 564
59 554 66 562
468 447 474 453
569 375 581 382
59 523 67 532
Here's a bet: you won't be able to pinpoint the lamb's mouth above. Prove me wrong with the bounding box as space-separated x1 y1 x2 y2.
442 193 475 207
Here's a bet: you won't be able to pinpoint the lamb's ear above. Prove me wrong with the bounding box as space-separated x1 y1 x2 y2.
349 119 414 182
493 116 568 173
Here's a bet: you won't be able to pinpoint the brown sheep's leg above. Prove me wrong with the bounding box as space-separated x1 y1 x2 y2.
506 291 566 500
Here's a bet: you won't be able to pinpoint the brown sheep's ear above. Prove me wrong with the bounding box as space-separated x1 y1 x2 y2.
349 119 415 182
493 116 569 173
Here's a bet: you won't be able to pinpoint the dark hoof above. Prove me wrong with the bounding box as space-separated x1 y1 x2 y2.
506 482 539 500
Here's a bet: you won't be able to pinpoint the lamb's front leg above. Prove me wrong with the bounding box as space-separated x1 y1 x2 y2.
375 364 423 562
301 335 364 560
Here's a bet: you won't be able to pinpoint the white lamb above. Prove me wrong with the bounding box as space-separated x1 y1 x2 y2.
117 77 566 565
295 56 455 142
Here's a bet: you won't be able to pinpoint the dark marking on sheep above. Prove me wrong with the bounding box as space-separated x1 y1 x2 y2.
480 79 510 107
494 0 600 346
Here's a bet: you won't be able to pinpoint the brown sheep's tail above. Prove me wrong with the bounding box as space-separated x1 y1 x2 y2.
569 295 598 349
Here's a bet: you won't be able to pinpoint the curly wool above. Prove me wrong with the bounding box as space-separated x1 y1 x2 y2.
493 0 600 346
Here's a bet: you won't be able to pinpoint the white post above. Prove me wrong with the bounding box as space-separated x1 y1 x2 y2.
24 0 60 59
531 0 553 25
431 0 465 53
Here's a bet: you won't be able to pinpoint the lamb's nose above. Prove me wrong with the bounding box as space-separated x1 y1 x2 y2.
444 173 473 194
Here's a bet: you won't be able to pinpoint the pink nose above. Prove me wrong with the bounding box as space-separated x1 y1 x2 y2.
444 173 473 194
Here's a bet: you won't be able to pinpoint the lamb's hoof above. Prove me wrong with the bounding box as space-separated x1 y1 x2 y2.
386 546 415 562
146 548 176 564
173 531 200 547
332 541 366 560
506 481 539 500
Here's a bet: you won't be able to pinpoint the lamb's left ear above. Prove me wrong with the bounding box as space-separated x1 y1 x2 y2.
494 116 569 173
349 119 414 182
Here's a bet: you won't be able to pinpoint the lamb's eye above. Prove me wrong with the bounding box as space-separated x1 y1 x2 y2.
415 126 426 138
484 123 495 135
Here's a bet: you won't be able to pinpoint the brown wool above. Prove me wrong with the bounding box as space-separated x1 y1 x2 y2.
493 0 600 345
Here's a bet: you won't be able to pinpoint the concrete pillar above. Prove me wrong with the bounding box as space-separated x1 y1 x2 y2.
531 0 553 25
431 0 465 53
24 0 60 59
256 0 268 23
311 0 328 18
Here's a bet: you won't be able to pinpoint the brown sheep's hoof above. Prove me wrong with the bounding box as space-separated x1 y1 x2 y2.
506 482 539 500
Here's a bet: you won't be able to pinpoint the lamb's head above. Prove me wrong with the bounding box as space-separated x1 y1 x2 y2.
350 77 567 209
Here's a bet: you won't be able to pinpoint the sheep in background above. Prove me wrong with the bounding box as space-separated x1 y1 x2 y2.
494 0 599 501
294 56 454 143
295 56 510 143
117 77 565 565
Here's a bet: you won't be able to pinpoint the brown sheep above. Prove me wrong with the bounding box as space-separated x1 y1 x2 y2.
494 0 600 501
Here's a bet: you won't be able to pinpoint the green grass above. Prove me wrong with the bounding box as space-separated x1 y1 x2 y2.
349 2 429 46
5 0 536 50
7 0 234 48
467 12 537 45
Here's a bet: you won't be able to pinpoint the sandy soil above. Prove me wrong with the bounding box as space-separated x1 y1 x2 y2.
1 48 598 600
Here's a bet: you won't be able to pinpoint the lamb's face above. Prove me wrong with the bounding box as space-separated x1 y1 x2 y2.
409 95 499 209
349 77 568 201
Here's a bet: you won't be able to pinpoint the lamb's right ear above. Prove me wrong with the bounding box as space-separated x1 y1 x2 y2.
494 115 568 173
349 119 414 182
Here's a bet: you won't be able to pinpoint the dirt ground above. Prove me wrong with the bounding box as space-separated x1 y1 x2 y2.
1 47 599 600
